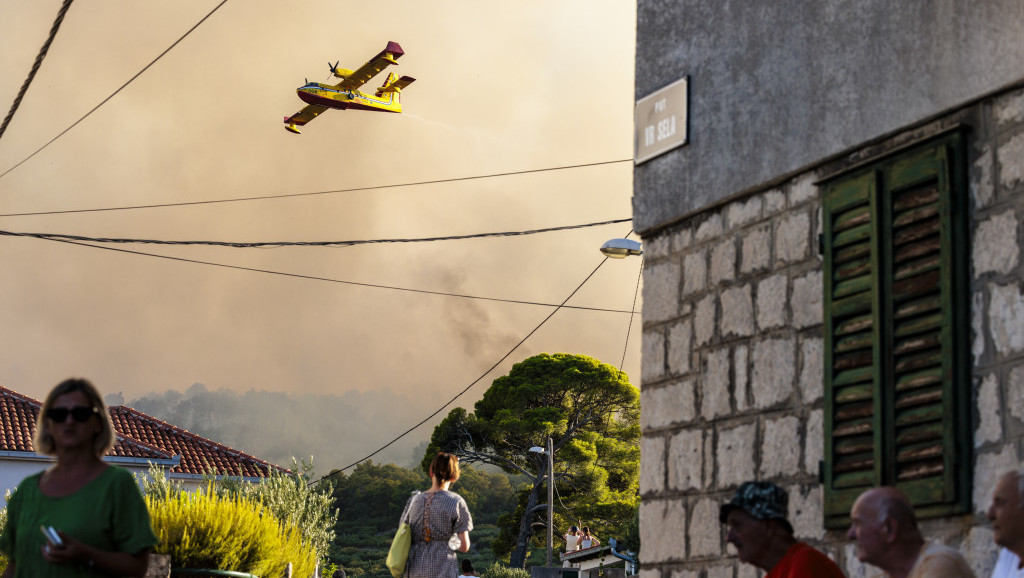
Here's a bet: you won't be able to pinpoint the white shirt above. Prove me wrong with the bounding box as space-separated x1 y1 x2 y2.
992 548 1024 578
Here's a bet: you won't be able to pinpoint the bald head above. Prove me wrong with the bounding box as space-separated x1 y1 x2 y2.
988 470 1024 554
862 487 920 537
848 487 924 569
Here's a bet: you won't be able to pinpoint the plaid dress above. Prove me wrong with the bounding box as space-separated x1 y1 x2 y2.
402 490 473 578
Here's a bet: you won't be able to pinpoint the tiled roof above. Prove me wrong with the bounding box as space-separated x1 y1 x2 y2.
0 386 280 477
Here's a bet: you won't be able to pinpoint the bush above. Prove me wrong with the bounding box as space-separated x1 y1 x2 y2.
481 563 531 578
147 486 317 578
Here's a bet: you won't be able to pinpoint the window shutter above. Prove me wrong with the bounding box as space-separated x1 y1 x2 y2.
821 131 969 528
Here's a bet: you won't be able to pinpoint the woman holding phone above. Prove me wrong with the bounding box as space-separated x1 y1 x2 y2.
0 378 157 577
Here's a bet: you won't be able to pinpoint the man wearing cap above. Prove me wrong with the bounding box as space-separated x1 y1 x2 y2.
848 487 975 578
720 481 845 577
986 470 1024 577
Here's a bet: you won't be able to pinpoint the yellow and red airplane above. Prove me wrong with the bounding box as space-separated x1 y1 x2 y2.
283 41 415 134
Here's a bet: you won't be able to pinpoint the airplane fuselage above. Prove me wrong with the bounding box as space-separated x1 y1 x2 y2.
296 83 401 113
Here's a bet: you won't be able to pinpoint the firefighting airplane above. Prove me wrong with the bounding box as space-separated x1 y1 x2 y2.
283 41 416 134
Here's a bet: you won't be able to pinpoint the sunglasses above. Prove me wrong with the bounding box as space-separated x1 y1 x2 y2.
45 406 98 423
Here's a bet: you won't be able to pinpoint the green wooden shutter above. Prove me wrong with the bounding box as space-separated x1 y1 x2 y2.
822 131 970 528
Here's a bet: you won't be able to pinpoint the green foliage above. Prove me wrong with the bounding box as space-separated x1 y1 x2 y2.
147 486 317 577
480 563 531 578
0 494 8 576
424 353 640 568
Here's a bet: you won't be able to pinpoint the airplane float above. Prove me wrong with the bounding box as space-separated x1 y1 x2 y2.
283 41 415 134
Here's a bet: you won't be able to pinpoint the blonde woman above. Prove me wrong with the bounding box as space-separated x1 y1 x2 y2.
0 378 157 577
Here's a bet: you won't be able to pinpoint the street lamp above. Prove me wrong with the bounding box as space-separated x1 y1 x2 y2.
600 238 643 259
529 437 555 566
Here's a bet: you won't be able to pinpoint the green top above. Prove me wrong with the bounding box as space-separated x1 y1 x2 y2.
0 465 158 578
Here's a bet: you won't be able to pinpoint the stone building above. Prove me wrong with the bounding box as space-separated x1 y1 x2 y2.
634 2 1024 577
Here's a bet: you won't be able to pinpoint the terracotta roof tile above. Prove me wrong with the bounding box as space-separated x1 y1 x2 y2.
0 386 281 477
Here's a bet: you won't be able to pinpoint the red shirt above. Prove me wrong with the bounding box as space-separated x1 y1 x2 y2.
766 542 846 578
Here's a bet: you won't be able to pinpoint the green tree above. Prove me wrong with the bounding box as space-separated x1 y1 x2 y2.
423 353 640 568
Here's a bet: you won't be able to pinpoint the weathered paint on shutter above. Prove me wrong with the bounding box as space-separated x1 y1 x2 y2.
822 169 883 527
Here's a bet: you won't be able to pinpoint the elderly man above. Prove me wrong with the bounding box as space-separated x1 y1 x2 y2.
848 487 975 578
987 469 1024 577
719 481 845 577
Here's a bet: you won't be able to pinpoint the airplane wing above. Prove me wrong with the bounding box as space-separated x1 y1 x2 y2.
283 104 329 133
335 41 405 91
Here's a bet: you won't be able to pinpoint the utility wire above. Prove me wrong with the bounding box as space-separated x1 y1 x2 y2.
619 256 643 371
0 0 75 141
0 159 631 217
15 233 636 314
0 218 631 248
320 255 612 481
0 0 229 181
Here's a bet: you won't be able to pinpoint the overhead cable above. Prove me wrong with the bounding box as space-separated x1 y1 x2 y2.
0 0 230 181
0 159 632 217
0 217 630 248
13 233 635 314
0 0 75 141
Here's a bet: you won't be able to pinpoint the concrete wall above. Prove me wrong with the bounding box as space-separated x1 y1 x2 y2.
637 86 1024 577
633 0 1024 234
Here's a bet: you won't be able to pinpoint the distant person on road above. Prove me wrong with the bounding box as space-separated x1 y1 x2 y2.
720 480 845 578
848 487 975 578
401 452 473 578
460 558 479 578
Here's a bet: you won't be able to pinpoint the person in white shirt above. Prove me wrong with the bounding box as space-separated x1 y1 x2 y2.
987 469 1024 578
460 558 480 578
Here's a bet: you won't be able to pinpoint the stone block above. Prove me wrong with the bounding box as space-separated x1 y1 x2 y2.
642 379 696 430
717 422 757 488
975 373 1002 447
741 225 772 274
788 485 825 540
999 132 1024 190
641 570 665 578
989 282 1024 355
641 435 666 495
706 565 732 578
727 196 763 228
974 444 1020 515
710 239 737 286
994 91 1024 127
669 428 704 491
144 554 171 578
737 564 759 578
972 145 995 209
1009 365 1024 423
644 261 681 324
668 571 698 578
804 409 824 476
789 173 818 206
702 348 732 419
974 210 1019 276
646 234 672 260
765 190 786 215
798 337 824 403
751 338 796 409
640 499 688 563
791 271 823 328
694 294 716 346
775 211 810 264
683 250 708 296
642 330 666 383
973 291 986 363
672 227 693 252
965 526 998 578
689 499 722 557
668 319 693 376
720 284 754 337
761 416 800 478
734 345 749 411
756 275 787 330
695 213 724 242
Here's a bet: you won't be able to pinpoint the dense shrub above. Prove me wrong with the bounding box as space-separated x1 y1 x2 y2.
481 563 531 578
147 487 317 577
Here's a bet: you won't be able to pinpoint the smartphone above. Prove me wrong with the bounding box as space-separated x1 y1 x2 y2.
40 525 63 547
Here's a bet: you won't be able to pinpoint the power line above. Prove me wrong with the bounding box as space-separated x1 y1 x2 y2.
321 254 612 480
0 0 230 181
619 257 643 372
0 0 75 141
0 159 632 217
0 218 631 248
13 233 636 314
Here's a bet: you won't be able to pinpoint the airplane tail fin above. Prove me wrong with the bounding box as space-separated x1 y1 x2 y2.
376 73 416 101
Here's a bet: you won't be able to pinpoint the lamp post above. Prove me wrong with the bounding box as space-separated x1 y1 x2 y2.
529 437 555 566
599 238 643 259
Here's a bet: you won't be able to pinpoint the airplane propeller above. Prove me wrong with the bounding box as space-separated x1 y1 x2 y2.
328 61 340 75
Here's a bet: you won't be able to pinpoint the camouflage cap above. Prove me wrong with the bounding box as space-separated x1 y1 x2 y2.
718 481 794 534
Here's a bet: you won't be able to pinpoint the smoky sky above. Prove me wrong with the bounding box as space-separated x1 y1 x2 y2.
0 1 641 465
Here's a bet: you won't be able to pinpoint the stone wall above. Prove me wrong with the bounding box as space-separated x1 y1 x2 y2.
637 84 1024 577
